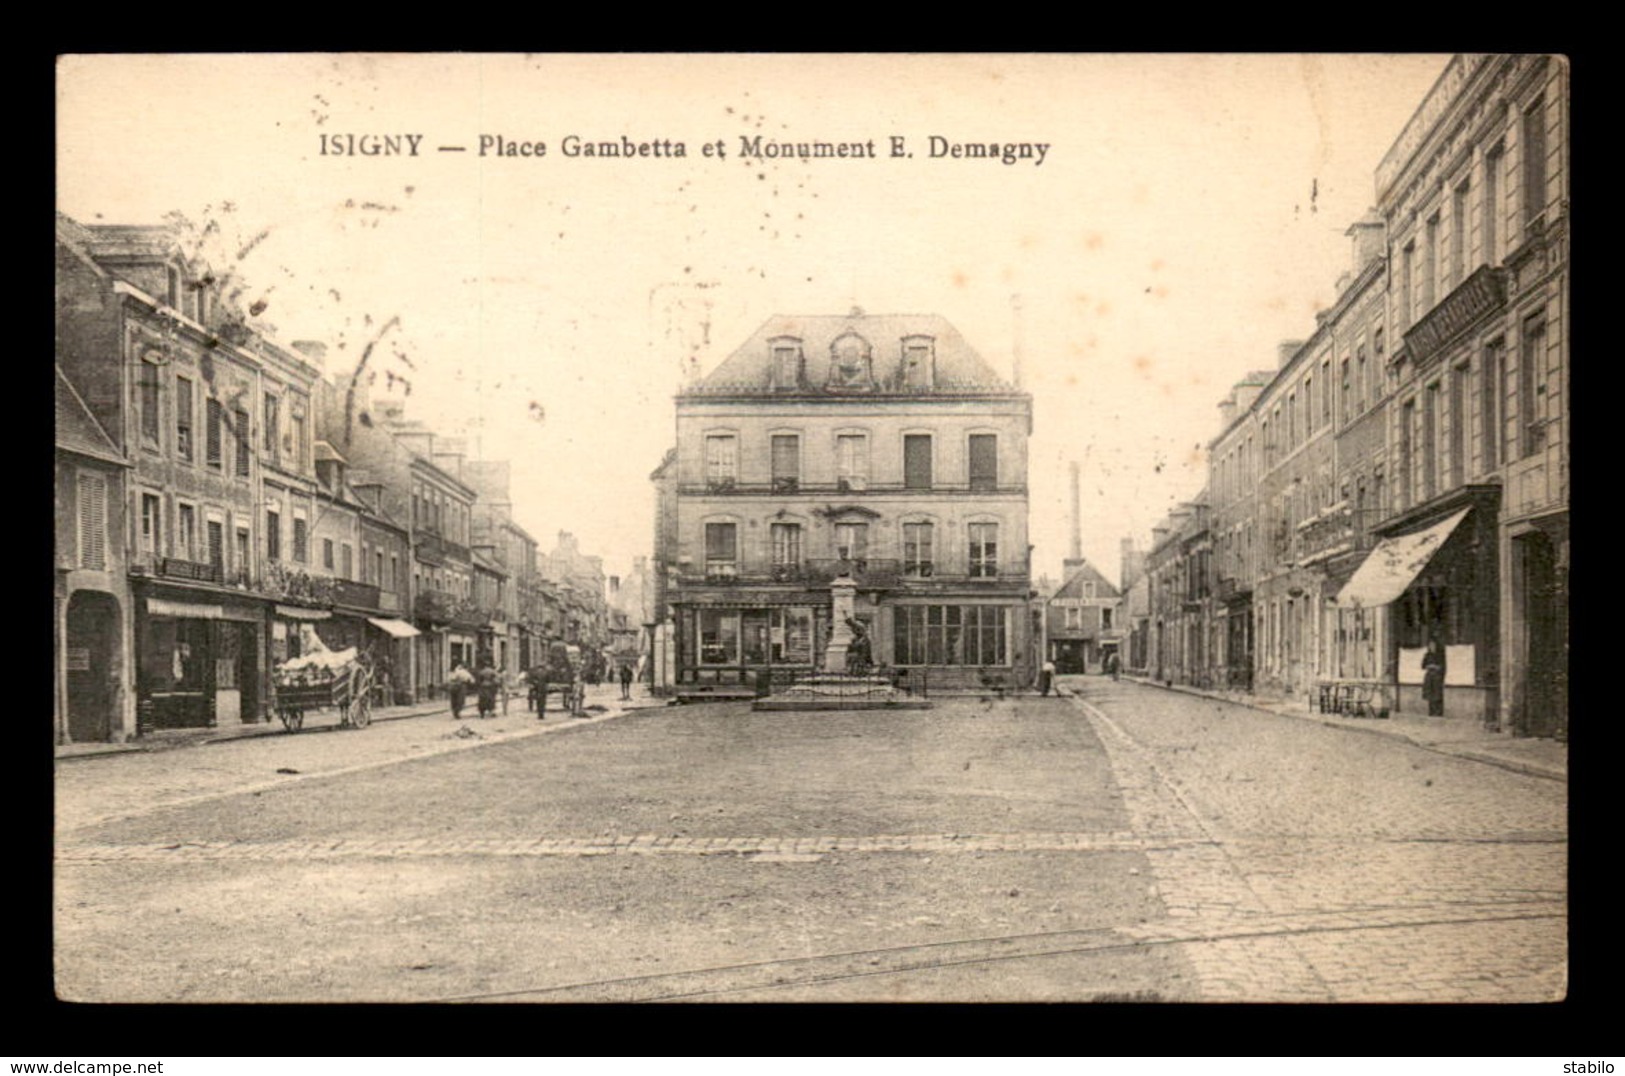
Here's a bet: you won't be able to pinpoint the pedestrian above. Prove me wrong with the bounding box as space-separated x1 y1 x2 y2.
475 661 501 719
447 660 474 719
1039 658 1056 697
1106 652 1121 681
1422 633 1446 717
619 661 634 701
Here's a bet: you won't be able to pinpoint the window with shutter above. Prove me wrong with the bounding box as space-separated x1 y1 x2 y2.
904 435 932 489
176 377 194 462
704 522 737 580
771 434 800 490
968 435 997 491
234 407 251 476
77 472 106 570
206 398 223 468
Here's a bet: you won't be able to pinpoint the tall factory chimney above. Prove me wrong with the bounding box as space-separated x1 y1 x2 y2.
1064 460 1084 572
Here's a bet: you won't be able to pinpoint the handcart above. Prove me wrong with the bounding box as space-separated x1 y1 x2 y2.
272 648 374 732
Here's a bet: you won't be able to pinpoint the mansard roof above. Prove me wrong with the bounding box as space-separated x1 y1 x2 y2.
683 312 1020 397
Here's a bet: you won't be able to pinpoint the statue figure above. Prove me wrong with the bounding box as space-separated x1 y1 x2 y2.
844 616 871 675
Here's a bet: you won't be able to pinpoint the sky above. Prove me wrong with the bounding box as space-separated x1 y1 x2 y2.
56 53 1450 586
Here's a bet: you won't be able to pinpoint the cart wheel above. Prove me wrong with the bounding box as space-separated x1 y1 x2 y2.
350 695 372 729
281 709 304 732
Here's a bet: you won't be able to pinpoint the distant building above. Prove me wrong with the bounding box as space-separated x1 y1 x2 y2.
1044 559 1122 674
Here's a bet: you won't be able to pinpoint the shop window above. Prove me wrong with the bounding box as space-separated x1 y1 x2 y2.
699 610 740 665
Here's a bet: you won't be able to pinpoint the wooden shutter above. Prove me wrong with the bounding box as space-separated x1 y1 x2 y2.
77 472 106 570
904 435 932 489
969 435 997 490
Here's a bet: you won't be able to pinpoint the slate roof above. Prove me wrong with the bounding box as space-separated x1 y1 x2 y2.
1051 560 1121 601
55 367 126 465
684 313 1020 396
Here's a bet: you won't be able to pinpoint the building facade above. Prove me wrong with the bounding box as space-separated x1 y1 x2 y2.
658 312 1034 694
1363 52 1568 734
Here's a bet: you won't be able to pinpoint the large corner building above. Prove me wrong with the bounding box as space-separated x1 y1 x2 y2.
656 312 1035 695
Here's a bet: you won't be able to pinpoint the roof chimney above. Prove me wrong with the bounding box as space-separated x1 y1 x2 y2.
1277 340 1305 370
1347 211 1386 273
1010 294 1025 390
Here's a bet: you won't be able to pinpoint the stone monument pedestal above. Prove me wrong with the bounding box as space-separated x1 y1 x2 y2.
752 572 930 711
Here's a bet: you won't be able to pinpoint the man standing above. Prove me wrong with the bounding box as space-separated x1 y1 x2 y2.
1040 658 1056 696
1422 633 1447 717
619 661 634 701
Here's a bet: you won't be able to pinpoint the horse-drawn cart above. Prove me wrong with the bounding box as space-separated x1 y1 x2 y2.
272 648 374 732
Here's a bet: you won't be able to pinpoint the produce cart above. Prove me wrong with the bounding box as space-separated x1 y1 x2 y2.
272 647 374 732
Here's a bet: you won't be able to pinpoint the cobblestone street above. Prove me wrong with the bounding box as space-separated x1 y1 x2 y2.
1066 677 1566 1001
54 682 1565 1003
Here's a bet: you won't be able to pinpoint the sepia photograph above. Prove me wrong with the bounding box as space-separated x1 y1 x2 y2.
53 53 1568 1004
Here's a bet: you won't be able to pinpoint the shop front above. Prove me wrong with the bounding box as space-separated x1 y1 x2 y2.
678 598 826 689
1336 487 1500 725
136 590 264 731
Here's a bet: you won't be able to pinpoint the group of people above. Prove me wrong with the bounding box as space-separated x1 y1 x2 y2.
445 655 638 721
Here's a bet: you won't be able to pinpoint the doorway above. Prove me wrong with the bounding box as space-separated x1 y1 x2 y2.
1515 530 1565 738
64 590 120 742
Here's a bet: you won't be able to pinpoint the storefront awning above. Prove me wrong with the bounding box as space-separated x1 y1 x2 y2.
148 597 224 620
1335 508 1471 609
367 617 421 639
276 604 332 621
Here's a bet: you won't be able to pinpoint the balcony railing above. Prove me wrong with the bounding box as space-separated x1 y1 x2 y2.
330 578 382 611
158 557 223 584
414 587 490 627
679 556 1029 588
415 531 471 563
1297 507 1384 563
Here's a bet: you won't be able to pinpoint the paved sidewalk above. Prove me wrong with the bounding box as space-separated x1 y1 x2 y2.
1087 676 1565 782
55 684 668 761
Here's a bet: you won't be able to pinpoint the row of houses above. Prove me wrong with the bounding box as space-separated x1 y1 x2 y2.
1124 55 1568 738
54 213 614 744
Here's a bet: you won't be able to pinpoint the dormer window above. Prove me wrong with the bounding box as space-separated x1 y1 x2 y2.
827 331 874 390
769 336 803 391
902 335 936 390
